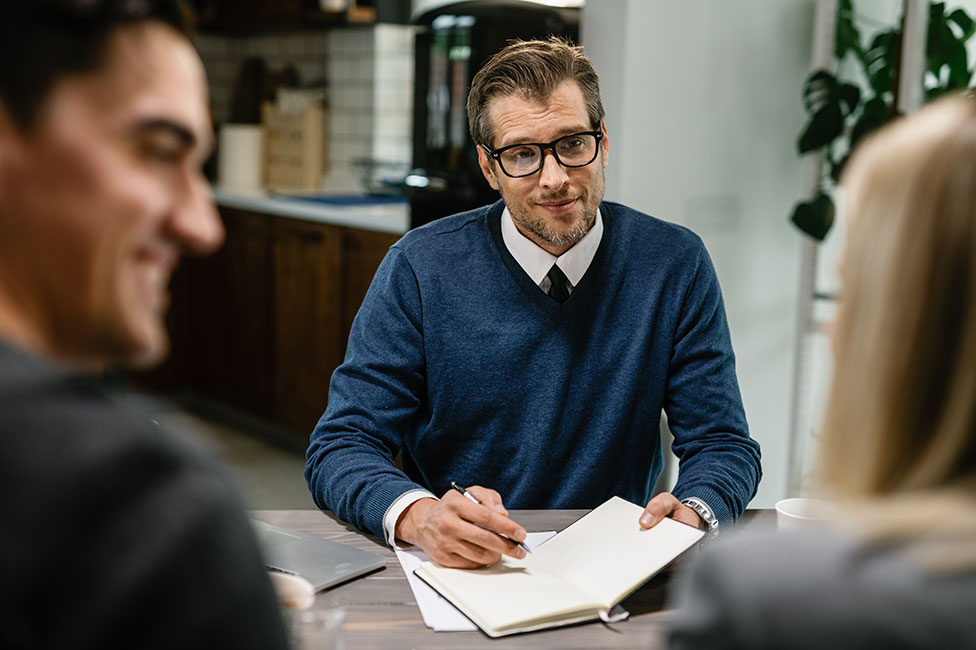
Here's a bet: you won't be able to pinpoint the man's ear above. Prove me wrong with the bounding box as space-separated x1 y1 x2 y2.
477 145 500 191
600 120 610 169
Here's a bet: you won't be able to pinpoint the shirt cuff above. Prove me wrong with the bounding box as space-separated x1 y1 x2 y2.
383 488 437 548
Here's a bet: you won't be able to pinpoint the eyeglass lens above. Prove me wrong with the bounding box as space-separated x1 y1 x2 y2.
498 133 599 177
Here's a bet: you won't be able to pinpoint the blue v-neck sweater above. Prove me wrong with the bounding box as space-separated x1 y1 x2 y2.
306 200 761 540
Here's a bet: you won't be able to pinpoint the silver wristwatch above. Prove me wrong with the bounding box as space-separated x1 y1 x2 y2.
681 497 719 535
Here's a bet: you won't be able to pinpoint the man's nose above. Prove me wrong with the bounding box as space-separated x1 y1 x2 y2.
538 150 569 189
168 173 225 256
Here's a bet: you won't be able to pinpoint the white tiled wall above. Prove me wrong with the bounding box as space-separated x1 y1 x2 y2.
371 24 414 169
323 26 375 191
195 32 330 127
195 24 416 194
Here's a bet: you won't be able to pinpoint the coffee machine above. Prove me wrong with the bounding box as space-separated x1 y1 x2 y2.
406 0 581 228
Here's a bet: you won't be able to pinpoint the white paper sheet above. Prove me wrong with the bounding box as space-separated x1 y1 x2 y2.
396 531 556 631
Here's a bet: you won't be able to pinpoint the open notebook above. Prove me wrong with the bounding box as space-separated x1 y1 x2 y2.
414 496 704 637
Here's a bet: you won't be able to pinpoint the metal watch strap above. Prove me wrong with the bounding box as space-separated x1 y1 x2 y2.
681 497 719 535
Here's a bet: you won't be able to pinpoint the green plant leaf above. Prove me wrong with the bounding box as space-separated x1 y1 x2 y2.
790 192 836 241
797 71 860 154
850 97 895 149
836 0 863 60
829 98 898 182
926 84 954 100
948 8 976 41
928 3 947 60
801 70 838 112
926 2 973 89
946 37 971 87
798 106 845 153
864 30 900 97
837 83 861 114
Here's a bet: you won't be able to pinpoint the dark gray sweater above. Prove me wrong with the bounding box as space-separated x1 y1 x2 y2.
0 341 289 649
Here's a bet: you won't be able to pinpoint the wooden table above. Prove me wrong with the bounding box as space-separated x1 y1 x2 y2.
251 509 774 649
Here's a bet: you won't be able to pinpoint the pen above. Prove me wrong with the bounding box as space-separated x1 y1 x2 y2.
450 481 532 554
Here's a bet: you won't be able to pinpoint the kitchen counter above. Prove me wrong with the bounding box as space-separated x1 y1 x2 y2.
213 189 410 235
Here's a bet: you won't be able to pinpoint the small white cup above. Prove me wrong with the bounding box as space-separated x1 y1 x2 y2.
775 497 836 531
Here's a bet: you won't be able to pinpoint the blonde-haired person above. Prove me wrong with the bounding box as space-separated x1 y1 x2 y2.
667 95 976 649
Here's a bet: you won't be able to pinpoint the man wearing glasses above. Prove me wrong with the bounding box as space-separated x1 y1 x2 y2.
306 38 761 568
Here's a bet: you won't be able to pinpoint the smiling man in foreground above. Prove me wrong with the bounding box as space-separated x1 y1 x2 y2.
306 37 761 568
0 1 288 647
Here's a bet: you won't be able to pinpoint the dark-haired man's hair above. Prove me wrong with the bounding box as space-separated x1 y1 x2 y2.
0 0 191 130
466 36 605 148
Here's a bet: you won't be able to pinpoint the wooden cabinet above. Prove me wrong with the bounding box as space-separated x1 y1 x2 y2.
340 227 399 335
139 207 399 438
272 217 344 433
192 208 274 417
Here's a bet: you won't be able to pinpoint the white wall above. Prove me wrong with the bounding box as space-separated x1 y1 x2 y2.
583 1 816 507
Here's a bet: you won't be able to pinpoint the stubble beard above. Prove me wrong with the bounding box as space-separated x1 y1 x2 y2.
503 169 605 248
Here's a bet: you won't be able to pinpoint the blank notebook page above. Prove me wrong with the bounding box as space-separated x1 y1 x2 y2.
531 496 704 607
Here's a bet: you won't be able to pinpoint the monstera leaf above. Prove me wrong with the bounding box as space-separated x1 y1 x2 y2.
797 70 861 154
863 29 901 98
790 192 836 242
927 3 975 94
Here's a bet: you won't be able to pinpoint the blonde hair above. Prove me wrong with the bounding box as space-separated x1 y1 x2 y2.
817 96 976 567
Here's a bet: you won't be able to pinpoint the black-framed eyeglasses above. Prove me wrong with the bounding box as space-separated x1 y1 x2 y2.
481 130 604 178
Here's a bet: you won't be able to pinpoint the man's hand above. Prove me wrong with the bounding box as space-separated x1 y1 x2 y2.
639 492 704 530
394 485 528 568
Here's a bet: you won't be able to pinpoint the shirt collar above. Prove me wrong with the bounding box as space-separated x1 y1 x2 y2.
500 206 603 286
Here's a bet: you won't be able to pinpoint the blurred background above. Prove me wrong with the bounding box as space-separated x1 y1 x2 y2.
134 0 976 511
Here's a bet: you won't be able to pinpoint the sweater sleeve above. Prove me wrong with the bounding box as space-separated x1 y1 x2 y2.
665 242 761 525
305 245 432 540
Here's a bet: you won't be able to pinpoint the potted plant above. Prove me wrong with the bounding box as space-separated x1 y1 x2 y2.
790 0 975 241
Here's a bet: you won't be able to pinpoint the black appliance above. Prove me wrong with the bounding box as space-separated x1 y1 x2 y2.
407 0 580 228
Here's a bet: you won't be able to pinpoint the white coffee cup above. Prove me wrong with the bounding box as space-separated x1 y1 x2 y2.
775 497 836 531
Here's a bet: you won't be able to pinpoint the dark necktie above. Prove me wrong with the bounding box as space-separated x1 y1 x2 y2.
546 264 572 303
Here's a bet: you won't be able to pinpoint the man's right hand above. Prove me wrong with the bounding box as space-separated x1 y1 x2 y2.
394 485 527 568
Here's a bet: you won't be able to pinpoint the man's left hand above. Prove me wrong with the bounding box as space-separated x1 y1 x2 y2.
639 492 704 530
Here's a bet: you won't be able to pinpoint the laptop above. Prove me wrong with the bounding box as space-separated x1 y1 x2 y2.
250 519 385 591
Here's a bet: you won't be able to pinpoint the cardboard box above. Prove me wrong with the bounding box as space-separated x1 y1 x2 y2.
262 102 327 192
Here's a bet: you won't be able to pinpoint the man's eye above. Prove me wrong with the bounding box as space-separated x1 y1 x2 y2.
507 147 536 160
139 140 183 164
150 147 180 163
560 138 584 150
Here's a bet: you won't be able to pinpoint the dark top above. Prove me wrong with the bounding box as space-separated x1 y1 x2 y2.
668 526 976 649
0 341 290 649
306 200 761 540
